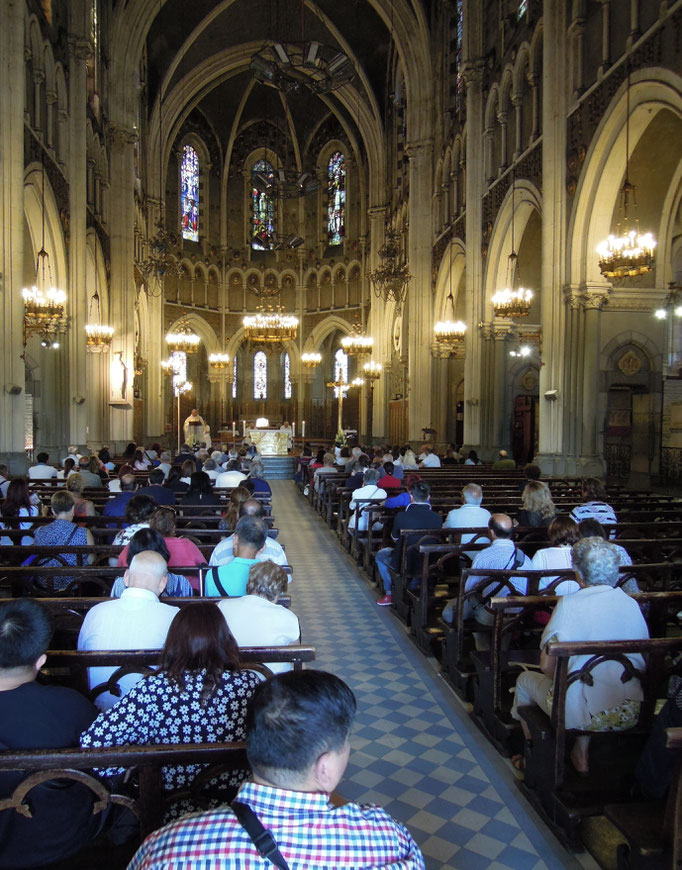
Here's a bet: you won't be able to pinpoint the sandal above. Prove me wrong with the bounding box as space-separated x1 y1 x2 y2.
511 754 525 773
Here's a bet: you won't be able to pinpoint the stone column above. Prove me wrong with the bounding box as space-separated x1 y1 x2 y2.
108 124 137 448
536 0 569 474
367 210 387 440
67 34 90 449
512 94 523 160
462 65 485 449
0 0 28 472
491 323 513 452
406 139 434 442
498 111 508 171
578 285 609 474
599 1 611 76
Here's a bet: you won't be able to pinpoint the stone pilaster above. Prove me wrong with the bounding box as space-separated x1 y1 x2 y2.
406 138 434 442
366 211 387 440
0 1 28 471
578 285 609 473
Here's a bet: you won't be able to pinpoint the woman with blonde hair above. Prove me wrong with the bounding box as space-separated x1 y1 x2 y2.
65 473 97 521
516 480 556 527
219 485 251 532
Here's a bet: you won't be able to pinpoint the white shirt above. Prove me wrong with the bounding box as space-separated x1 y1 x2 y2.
204 469 220 482
210 534 287 568
0 476 9 499
420 453 441 468
215 470 247 488
0 506 39 546
77 587 179 711
531 546 580 595
540 585 648 730
444 504 492 558
157 462 172 479
348 485 387 531
28 463 58 480
218 595 300 674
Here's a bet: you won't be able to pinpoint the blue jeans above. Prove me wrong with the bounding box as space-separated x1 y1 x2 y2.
375 547 394 594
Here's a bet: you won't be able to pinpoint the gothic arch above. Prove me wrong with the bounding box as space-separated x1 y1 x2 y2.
166 313 219 356
434 239 467 316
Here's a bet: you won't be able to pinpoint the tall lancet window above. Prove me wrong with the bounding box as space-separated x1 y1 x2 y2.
252 160 276 250
327 152 346 245
283 352 292 399
180 145 199 242
254 351 268 399
334 347 348 397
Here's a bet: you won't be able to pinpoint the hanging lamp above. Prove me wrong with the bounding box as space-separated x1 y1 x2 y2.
492 171 533 317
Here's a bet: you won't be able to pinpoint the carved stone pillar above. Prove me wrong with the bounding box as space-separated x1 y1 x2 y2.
491 323 513 452
484 126 495 184
497 111 508 172
45 89 57 155
67 36 90 448
599 1 611 76
568 17 585 97
512 95 523 160
33 69 44 133
578 286 609 471
0 0 27 471
406 138 434 442
528 74 539 142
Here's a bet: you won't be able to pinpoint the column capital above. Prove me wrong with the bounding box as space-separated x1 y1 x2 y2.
405 138 434 160
460 62 485 88
367 205 388 219
478 321 494 340
109 125 138 147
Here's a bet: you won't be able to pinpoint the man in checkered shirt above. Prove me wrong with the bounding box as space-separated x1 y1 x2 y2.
127 670 425 869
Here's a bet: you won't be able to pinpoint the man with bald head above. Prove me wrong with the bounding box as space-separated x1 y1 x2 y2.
77 551 179 710
444 483 492 560
103 473 138 526
210 498 287 567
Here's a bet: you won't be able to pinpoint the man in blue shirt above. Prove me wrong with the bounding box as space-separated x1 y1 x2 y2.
204 515 267 596
102 475 138 528
136 468 176 507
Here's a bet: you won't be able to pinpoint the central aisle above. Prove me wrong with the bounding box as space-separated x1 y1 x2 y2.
270 481 593 870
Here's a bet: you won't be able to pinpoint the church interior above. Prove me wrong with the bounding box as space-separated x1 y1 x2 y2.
2 1 682 868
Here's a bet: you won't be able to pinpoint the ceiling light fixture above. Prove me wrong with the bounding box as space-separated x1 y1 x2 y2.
492 171 533 317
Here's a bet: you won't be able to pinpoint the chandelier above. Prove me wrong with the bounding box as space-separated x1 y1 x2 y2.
598 70 656 279
369 228 411 311
85 242 114 352
22 158 68 346
136 220 182 289
433 240 466 357
493 174 533 317
362 361 383 381
253 166 322 199
301 352 322 368
341 325 373 356
209 353 230 370
243 307 298 344
166 320 201 354
250 41 354 96
654 284 682 320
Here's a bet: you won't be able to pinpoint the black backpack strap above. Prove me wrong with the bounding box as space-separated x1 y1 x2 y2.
231 801 290 870
207 567 229 597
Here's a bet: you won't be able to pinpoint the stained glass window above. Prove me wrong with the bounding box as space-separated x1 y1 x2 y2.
232 356 237 399
327 152 346 246
334 348 348 398
254 351 267 399
283 352 292 399
518 0 528 17
252 160 275 250
181 145 199 242
455 0 463 110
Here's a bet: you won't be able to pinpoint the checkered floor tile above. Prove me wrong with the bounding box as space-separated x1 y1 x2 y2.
272 481 596 870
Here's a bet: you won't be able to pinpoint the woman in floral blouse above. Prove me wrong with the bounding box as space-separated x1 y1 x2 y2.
80 603 264 816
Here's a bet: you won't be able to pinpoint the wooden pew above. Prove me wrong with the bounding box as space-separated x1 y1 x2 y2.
517 636 682 849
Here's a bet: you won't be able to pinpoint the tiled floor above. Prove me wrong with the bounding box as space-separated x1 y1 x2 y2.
272 480 596 870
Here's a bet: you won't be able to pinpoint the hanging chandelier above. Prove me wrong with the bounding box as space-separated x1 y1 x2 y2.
136 220 182 288
598 70 656 279
243 307 299 344
22 157 68 346
253 166 322 199
209 353 231 370
341 324 373 356
85 242 114 352
301 352 322 367
432 241 466 358
369 228 411 311
166 321 201 354
362 361 383 381
654 284 682 320
493 173 533 318
250 42 354 96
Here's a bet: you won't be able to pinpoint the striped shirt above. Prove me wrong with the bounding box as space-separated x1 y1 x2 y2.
569 501 617 537
127 781 425 870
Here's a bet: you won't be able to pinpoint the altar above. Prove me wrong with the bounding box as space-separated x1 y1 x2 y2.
250 429 289 455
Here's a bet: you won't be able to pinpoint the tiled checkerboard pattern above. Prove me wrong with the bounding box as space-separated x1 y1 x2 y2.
271 481 594 870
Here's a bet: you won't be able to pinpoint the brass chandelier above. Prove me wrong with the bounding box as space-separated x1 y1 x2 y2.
492 173 533 318
166 320 201 354
369 228 411 311
85 241 114 352
432 243 466 358
243 306 299 344
341 323 373 356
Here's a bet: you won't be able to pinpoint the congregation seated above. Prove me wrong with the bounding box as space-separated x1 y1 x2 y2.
204 515 268 597
516 480 556 528
179 471 221 515
492 449 516 470
109 494 157 560
135 468 176 506
107 463 135 493
464 449 482 466
133 448 152 471
157 450 172 479
0 479 39 547
518 462 542 492
219 485 251 532
57 456 77 480
345 459 368 491
117 507 206 591
635 678 682 800
0 463 11 498
163 464 188 496
216 458 247 489
530 515 581 594
511 536 649 775
211 498 286 567
121 442 137 462
348 468 387 532
97 446 116 474
201 456 219 482
377 461 401 490
27 451 58 480
127 670 425 869
219 562 300 673
34 491 95 590
80 603 263 818
110 528 194 599
66 472 97 520
103 473 138 519
569 476 617 530
384 472 422 509
313 452 337 493
375 480 442 607
245 460 271 496
78 550 180 710
78 455 105 488
419 446 441 468
0 599 121 868
443 482 491 559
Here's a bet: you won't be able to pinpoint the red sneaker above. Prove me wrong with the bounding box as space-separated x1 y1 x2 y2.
376 594 392 606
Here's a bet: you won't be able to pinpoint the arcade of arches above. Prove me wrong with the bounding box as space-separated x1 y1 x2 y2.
2 0 682 488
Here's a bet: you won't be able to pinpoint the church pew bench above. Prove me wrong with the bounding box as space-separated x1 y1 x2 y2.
604 726 682 870
517 636 682 850
0 740 250 857
473 589 682 758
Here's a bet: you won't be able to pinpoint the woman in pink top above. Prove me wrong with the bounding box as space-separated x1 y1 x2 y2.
117 506 206 591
